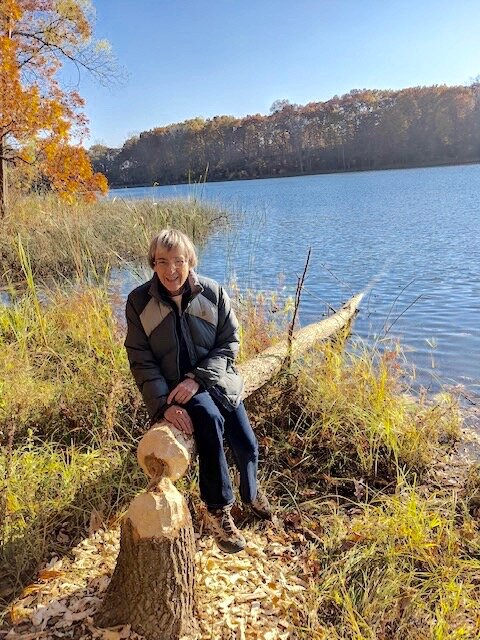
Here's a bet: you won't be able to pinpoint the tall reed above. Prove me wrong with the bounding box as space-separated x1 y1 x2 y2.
251 336 460 515
1 194 228 285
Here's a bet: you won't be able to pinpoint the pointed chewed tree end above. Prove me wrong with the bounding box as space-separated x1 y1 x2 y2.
137 421 195 481
126 478 190 540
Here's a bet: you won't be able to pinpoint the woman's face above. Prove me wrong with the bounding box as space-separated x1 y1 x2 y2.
153 246 190 294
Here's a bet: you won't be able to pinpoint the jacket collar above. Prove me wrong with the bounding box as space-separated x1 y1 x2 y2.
148 270 203 302
187 270 204 298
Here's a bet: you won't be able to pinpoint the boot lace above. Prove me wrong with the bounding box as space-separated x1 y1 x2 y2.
209 505 237 538
220 510 235 536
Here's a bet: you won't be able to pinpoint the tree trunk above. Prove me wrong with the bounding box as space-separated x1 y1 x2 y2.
96 521 196 638
0 143 7 218
96 479 197 639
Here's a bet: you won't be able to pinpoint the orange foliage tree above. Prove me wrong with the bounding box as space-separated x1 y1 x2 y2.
0 0 110 215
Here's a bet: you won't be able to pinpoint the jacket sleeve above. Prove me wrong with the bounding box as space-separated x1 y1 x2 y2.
124 296 170 423
191 286 240 389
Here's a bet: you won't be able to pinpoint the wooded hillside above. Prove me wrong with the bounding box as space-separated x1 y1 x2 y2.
90 84 480 187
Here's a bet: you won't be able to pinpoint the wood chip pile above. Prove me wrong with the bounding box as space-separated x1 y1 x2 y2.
3 521 318 640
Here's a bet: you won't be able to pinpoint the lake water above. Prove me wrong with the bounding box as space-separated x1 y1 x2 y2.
111 165 480 400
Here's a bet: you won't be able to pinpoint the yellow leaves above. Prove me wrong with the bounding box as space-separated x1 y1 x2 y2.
20 583 43 597
0 0 23 22
55 0 93 39
95 38 112 53
43 143 108 202
5 491 21 514
7 524 309 639
429 514 443 530
38 569 66 581
1 0 107 205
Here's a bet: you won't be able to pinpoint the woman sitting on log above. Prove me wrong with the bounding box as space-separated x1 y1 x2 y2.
124 228 272 553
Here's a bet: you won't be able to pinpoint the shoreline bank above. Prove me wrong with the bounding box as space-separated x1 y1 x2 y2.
107 158 480 191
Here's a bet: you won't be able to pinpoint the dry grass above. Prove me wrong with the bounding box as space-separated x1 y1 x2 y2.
232 283 294 362
0 262 148 601
0 440 144 604
0 272 141 447
0 194 228 285
294 338 461 482
290 486 480 639
247 339 477 639
248 336 459 505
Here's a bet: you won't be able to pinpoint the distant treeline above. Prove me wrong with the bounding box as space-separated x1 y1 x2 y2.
90 84 480 186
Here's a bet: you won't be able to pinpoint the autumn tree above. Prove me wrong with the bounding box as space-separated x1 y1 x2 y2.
0 0 111 216
90 84 480 187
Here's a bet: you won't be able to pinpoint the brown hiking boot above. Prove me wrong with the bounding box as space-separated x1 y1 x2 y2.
205 504 246 554
247 489 272 520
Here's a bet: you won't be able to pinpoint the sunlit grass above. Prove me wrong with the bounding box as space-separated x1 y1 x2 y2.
0 261 146 599
249 338 473 639
0 193 228 284
293 338 460 483
0 438 144 603
231 281 294 362
0 267 140 446
294 484 480 639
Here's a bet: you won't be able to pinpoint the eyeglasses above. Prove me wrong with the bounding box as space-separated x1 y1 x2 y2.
153 258 187 268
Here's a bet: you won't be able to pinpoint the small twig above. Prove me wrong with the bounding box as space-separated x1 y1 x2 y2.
383 293 424 335
300 287 337 314
318 261 354 294
380 278 416 339
287 248 312 368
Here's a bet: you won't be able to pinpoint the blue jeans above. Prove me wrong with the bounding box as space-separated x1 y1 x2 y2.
185 391 259 510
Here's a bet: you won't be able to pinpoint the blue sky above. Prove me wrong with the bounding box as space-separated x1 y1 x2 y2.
76 0 480 148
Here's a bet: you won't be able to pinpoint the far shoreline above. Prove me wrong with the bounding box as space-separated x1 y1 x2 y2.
108 158 480 191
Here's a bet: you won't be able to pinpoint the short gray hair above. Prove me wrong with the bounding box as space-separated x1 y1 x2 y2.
148 229 198 269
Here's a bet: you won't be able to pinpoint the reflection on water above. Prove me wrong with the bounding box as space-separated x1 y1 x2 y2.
110 164 480 399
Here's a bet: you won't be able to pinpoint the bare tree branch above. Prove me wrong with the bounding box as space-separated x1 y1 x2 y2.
286 247 312 369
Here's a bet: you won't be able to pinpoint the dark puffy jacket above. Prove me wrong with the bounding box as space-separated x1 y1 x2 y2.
125 271 244 423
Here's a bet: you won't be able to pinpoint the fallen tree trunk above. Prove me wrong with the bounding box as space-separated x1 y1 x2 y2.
95 292 363 638
239 292 364 398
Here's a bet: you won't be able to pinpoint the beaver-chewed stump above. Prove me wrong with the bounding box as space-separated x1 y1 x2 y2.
95 424 198 639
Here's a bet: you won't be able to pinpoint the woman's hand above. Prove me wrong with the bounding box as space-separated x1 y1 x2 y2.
164 404 194 435
167 378 200 405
